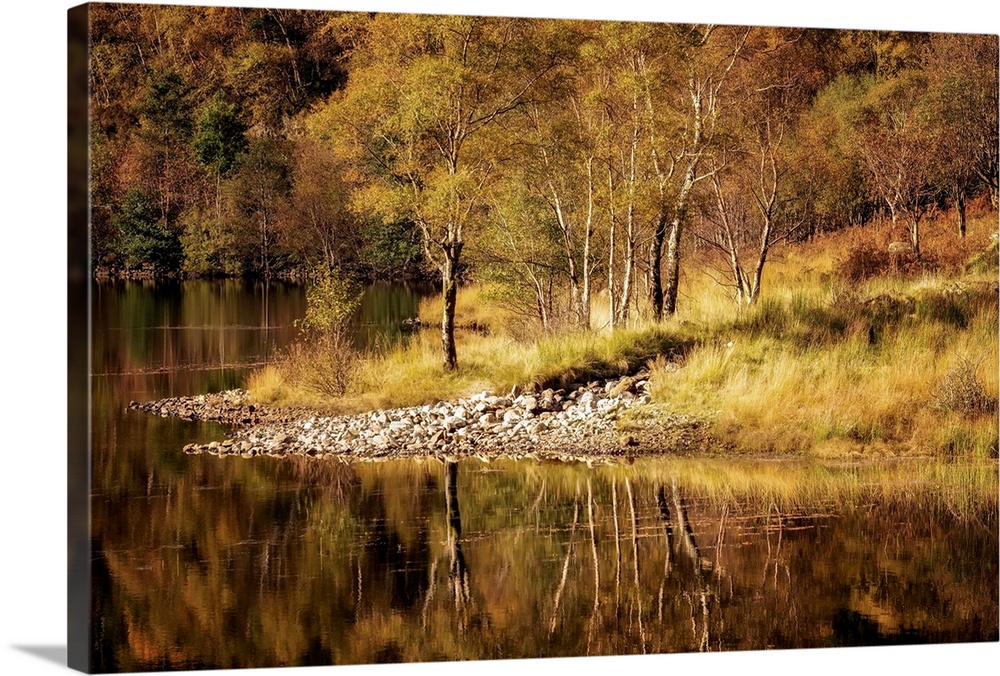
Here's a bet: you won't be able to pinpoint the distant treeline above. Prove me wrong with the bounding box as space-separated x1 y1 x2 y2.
89 5 997 307
90 5 423 280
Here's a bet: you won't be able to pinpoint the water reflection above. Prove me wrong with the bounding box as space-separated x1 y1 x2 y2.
96 458 998 670
89 281 999 671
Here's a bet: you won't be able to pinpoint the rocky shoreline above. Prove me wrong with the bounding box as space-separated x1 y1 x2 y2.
129 374 707 463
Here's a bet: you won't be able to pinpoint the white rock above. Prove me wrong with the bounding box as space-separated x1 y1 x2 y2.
443 415 466 430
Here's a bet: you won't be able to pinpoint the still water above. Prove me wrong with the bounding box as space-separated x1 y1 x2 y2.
91 280 998 671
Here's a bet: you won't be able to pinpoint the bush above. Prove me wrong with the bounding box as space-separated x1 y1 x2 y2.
933 358 998 417
836 240 891 282
281 333 359 398
290 268 363 397
297 268 362 333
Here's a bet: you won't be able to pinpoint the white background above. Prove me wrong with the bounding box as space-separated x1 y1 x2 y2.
1 1 997 675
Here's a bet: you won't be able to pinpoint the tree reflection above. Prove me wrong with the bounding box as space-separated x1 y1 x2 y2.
91 457 998 669
423 461 473 632
445 461 471 630
670 479 711 651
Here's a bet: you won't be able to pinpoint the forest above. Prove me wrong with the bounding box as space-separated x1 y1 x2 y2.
89 6 1000 459
90 6 997 287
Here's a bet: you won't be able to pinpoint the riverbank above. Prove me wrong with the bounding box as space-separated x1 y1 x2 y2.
130 211 999 461
131 373 709 463
242 281 998 459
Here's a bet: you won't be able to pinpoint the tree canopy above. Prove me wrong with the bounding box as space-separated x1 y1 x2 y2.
88 5 999 366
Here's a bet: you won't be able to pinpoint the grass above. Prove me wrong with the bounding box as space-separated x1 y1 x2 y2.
650 292 998 457
248 205 999 457
252 320 697 413
648 208 999 458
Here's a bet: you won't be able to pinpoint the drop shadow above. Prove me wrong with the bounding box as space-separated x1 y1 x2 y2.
11 645 67 667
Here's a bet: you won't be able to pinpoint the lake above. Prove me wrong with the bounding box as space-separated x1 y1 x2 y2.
89 280 999 671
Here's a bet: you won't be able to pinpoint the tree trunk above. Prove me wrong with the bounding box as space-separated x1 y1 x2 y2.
580 159 595 330
618 190 636 327
648 208 668 321
440 242 462 371
956 188 967 239
662 162 698 317
745 218 773 306
607 187 617 329
619 234 634 327
551 193 583 328
529 272 548 331
260 208 271 280
662 219 683 316
909 217 921 259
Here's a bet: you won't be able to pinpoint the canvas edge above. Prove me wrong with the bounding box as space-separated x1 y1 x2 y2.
68 3 92 673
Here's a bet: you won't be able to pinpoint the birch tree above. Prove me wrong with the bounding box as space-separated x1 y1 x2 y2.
591 23 658 329
642 24 751 320
695 31 812 306
313 14 556 369
923 33 1000 231
853 72 938 256
517 93 605 330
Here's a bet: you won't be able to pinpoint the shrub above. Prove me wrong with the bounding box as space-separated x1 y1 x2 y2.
933 358 998 417
281 333 359 398
290 268 363 397
836 240 891 282
297 268 362 333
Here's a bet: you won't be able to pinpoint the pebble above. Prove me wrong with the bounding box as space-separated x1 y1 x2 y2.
136 371 702 463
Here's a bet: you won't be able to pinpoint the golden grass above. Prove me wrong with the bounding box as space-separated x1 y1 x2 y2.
651 267 998 457
417 284 512 334
358 323 695 410
249 311 698 413
248 205 999 457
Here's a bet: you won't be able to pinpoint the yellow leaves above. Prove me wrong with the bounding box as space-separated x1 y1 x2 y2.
350 182 406 224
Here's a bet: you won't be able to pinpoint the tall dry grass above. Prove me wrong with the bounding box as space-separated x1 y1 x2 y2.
642 205 998 457
248 205 998 457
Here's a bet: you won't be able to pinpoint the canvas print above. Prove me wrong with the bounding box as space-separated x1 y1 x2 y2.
67 2 999 672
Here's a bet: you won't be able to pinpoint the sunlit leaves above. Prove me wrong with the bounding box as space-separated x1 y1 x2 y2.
297 267 362 333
